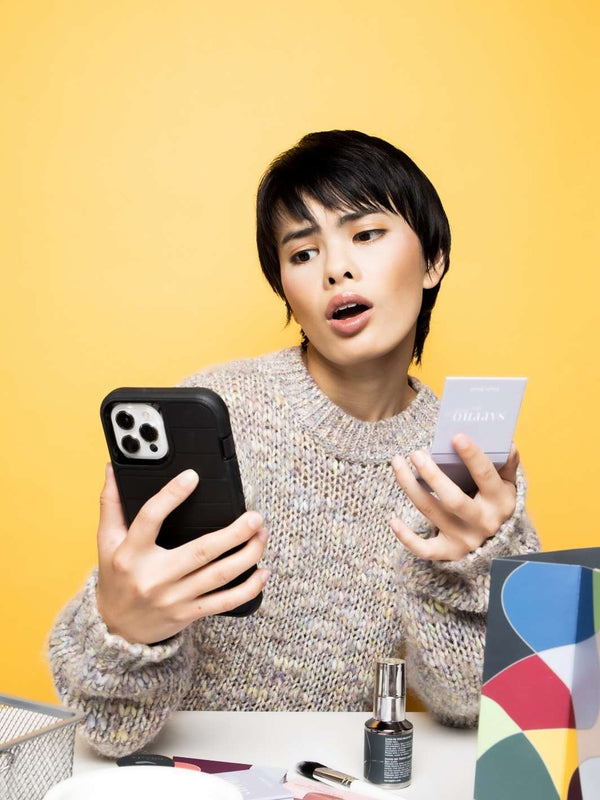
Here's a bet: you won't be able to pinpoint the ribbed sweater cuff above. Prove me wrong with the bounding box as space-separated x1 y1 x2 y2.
430 464 535 579
80 571 185 674
400 465 539 613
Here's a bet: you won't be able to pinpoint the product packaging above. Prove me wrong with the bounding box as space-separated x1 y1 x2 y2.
474 548 600 799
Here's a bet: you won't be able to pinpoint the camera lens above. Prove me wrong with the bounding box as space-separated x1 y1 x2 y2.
139 423 158 442
121 435 140 454
116 411 135 430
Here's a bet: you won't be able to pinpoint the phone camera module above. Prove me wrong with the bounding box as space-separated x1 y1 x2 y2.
121 435 140 454
111 402 168 460
116 411 135 430
139 423 158 443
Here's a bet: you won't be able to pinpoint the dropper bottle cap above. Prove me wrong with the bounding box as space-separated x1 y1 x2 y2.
372 657 406 722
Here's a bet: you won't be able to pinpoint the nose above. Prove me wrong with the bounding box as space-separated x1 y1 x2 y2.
323 242 357 287
327 270 353 286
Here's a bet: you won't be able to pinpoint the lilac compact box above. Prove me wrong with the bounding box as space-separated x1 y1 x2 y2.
419 377 527 495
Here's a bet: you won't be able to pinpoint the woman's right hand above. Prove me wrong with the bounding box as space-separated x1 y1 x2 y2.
96 463 270 645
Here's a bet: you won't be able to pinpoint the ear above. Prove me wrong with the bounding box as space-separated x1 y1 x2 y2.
423 250 446 290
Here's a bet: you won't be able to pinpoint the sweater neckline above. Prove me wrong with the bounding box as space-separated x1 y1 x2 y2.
268 346 439 462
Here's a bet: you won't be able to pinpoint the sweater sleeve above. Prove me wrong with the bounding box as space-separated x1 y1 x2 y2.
397 463 540 728
47 569 197 757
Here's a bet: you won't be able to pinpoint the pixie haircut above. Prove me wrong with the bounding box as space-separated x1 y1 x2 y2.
256 129 451 365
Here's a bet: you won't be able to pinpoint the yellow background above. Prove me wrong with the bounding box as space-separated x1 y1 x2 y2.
1 0 598 704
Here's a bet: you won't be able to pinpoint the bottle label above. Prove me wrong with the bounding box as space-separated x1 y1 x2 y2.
364 729 413 785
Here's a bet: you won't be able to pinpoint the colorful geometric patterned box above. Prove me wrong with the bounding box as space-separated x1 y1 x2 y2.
474 548 600 800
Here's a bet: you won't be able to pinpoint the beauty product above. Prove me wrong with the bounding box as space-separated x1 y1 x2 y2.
418 376 527 495
363 658 413 789
116 753 175 767
295 762 393 800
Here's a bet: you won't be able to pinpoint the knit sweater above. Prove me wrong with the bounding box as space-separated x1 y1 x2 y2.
48 346 540 757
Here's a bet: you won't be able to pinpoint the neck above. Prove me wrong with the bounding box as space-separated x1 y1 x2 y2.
304 343 416 422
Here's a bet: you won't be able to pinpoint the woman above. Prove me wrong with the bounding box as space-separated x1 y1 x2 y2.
49 130 539 757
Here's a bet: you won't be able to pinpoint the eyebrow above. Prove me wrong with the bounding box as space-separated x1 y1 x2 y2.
279 209 382 247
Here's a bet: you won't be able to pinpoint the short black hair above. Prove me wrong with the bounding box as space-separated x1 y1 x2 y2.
256 129 451 364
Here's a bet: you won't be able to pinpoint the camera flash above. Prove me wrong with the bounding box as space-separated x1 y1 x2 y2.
143 411 150 419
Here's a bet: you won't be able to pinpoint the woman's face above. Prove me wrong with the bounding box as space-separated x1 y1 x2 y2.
277 197 443 366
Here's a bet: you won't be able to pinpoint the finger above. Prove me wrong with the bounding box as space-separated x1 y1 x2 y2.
391 454 456 532
97 463 128 560
498 442 520 484
128 469 200 548
407 449 479 525
183 567 270 622
176 528 269 599
169 510 264 581
452 434 505 497
390 517 467 561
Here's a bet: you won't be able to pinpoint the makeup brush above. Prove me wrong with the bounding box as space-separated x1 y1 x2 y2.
296 761 394 800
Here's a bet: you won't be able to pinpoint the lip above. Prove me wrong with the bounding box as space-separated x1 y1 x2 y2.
325 292 374 321
325 292 374 337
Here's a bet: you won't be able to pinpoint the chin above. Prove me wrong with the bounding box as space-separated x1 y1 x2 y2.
310 330 411 367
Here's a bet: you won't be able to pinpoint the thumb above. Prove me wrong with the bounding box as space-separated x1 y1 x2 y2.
498 442 519 485
97 463 128 560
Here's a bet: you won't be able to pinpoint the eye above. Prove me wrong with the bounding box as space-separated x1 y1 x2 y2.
290 248 318 264
354 229 384 243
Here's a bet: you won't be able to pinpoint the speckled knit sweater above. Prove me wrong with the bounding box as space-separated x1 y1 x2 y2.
48 346 540 757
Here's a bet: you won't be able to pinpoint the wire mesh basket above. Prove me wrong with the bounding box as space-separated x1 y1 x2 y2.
0 694 83 800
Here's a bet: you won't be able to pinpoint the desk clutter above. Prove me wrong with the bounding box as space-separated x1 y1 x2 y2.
9 549 600 799
114 754 390 800
0 690 412 800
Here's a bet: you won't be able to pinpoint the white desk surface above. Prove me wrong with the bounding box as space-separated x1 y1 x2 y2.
74 711 477 800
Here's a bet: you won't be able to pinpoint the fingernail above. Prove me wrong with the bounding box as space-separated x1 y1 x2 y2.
247 511 263 531
391 455 404 470
454 434 468 449
178 469 199 487
105 463 113 477
259 568 271 582
411 450 426 467
257 528 269 543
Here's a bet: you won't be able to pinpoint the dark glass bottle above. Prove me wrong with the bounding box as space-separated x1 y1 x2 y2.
364 658 413 789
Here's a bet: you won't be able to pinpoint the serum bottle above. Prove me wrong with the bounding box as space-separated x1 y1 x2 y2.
364 658 413 789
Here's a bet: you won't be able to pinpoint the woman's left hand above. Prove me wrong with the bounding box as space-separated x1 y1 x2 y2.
390 434 520 561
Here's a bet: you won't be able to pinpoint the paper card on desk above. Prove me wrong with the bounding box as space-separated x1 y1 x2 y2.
474 548 600 800
284 775 374 800
173 758 289 800
220 769 293 800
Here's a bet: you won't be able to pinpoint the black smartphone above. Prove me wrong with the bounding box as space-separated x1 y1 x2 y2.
100 386 262 616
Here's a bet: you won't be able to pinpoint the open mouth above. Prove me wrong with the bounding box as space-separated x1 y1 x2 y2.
332 303 371 320
325 293 374 335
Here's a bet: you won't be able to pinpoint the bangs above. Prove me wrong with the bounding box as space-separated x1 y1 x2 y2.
270 171 416 233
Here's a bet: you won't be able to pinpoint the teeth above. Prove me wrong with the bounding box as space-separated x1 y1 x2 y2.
337 303 358 311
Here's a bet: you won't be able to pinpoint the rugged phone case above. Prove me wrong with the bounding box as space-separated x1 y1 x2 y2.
100 386 262 617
